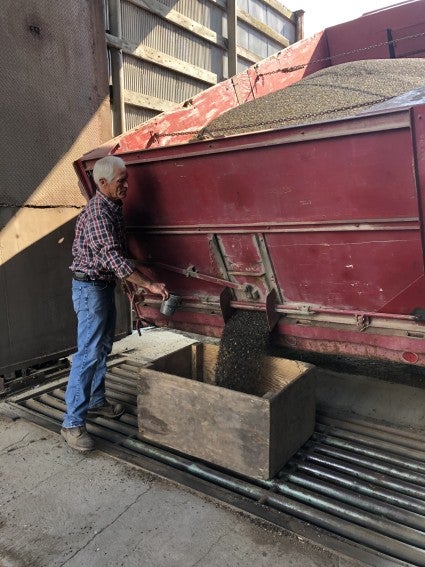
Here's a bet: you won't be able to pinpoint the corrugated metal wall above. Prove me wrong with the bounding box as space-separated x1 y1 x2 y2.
0 0 131 379
105 0 302 132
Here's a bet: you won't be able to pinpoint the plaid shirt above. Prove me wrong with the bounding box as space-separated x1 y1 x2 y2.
70 191 135 280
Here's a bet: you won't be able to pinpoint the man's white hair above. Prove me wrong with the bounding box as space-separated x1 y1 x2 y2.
93 156 126 185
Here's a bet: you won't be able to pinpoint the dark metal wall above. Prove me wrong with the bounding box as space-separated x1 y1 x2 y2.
0 0 130 377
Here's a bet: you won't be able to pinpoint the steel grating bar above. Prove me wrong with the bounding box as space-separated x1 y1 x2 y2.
118 359 149 368
317 414 425 451
315 423 425 463
103 379 137 396
107 367 140 381
262 480 425 549
41 390 138 428
105 374 138 388
106 389 137 410
285 471 425 532
309 446 425 501
10 363 425 567
313 442 425 489
292 457 425 515
49 386 137 410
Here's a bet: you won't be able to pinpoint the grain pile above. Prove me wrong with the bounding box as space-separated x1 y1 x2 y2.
198 59 425 138
215 310 270 395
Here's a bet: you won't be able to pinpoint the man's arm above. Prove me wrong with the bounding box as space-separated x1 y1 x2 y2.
86 208 135 278
126 270 168 300
86 203 168 299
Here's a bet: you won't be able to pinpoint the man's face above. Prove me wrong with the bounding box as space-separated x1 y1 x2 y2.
99 167 128 201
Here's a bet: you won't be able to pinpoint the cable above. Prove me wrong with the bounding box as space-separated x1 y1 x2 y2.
196 96 392 138
256 30 425 78
151 30 425 140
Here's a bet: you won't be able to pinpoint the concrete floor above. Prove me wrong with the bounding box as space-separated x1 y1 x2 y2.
0 329 366 567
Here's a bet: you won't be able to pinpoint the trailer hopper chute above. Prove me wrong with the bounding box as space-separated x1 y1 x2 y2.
74 0 425 368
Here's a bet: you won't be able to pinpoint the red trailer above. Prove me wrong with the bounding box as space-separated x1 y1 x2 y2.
74 0 425 368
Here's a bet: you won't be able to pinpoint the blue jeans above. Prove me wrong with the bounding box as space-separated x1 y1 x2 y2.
62 279 116 428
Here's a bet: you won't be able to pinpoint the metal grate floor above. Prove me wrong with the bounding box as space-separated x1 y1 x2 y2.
8 359 425 567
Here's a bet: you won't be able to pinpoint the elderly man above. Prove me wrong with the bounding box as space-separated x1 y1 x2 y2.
62 155 168 452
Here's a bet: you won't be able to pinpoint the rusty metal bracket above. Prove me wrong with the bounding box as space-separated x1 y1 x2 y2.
266 289 280 331
122 280 155 336
356 314 371 332
220 287 235 324
152 261 248 291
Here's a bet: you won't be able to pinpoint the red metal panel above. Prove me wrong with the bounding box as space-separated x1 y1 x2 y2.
122 125 418 227
377 275 425 314
392 21 425 57
326 0 425 65
119 110 425 317
117 79 239 150
277 321 425 365
245 32 329 99
135 305 425 366
217 234 271 299
412 105 425 249
117 107 425 365
267 230 423 310
218 234 263 273
138 305 223 336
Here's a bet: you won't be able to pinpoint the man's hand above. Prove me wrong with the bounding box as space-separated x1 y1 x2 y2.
147 282 169 300
126 270 168 300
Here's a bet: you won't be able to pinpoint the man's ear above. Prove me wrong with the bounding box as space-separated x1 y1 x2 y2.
97 177 109 196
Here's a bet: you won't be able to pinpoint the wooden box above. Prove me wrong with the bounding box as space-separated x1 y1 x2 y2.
137 343 316 480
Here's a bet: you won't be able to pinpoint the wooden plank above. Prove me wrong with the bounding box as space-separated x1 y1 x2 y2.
137 367 270 478
259 0 296 22
127 0 297 51
237 45 262 65
261 357 313 394
191 343 203 381
148 344 195 377
106 33 217 85
199 341 312 394
202 342 219 383
124 89 178 112
207 0 296 23
125 0 227 50
238 9 290 48
269 371 316 475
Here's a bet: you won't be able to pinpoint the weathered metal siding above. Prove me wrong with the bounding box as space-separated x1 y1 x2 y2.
107 0 300 134
125 105 159 132
0 0 130 377
121 2 223 71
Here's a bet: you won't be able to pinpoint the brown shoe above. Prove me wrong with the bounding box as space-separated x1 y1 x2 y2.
87 400 124 419
61 426 94 452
